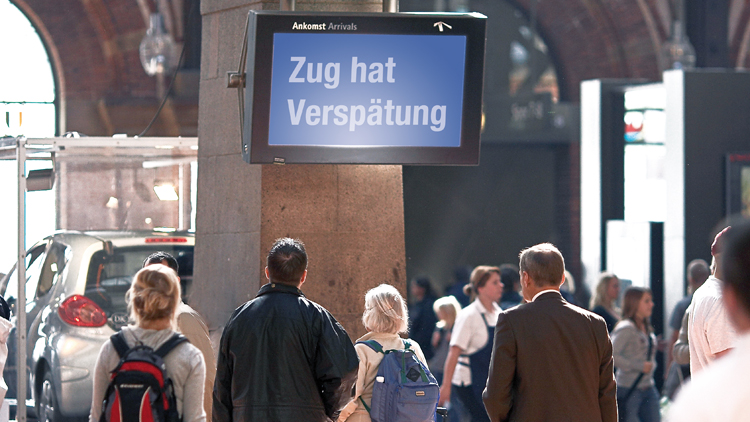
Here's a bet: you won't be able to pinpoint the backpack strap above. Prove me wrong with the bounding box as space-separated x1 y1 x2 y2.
356 340 385 354
109 332 130 358
358 339 414 354
155 333 189 358
358 396 372 414
354 340 382 415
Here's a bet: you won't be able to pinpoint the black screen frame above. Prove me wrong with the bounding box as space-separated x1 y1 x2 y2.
726 152 750 218
241 11 487 165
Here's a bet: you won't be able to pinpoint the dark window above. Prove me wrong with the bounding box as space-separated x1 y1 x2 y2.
36 242 67 298
84 246 194 317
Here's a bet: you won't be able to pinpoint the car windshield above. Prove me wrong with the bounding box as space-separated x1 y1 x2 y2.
85 245 193 319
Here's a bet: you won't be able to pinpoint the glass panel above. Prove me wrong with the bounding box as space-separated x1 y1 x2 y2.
58 154 196 232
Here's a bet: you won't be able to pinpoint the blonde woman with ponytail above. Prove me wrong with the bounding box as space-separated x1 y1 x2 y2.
89 264 207 422
338 284 428 422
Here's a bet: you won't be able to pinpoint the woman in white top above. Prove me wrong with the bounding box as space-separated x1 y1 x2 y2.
89 264 206 422
338 284 428 422
438 266 503 422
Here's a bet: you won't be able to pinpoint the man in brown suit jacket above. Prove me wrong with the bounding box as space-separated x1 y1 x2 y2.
482 243 617 422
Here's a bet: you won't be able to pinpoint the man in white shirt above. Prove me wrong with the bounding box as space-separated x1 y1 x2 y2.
686 226 737 374
668 220 750 421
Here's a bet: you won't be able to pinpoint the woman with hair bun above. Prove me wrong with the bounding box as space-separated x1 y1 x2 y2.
89 264 207 422
338 284 428 422
438 266 503 422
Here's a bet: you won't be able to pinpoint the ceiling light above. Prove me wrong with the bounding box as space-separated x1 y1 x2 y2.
139 13 175 76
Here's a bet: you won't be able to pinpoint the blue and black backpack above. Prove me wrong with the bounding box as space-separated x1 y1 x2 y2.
357 339 440 422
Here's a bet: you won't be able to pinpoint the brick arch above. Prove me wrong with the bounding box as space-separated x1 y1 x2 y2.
514 0 664 101
9 0 67 134
15 0 186 135
14 0 109 129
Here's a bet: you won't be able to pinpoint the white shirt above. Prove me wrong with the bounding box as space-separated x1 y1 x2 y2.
687 276 737 374
667 331 750 421
449 299 501 386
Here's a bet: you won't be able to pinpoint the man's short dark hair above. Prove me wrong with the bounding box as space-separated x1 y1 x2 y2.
723 220 750 314
267 238 307 285
144 251 179 272
687 259 710 286
518 243 565 287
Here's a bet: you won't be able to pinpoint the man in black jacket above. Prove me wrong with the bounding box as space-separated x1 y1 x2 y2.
213 238 358 422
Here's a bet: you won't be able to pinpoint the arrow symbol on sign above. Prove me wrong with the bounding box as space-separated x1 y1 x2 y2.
434 21 452 32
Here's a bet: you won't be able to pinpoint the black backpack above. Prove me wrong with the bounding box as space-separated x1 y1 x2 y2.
100 332 188 422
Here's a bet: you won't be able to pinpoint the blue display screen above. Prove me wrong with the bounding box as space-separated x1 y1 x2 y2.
268 33 467 147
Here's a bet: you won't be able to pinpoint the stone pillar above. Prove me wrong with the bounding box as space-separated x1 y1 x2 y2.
192 0 405 342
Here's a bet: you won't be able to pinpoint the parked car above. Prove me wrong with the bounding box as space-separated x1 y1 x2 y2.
0 230 195 422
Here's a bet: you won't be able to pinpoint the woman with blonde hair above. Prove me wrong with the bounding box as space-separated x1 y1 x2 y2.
338 284 428 422
439 266 503 422
611 287 659 422
428 295 462 385
590 272 621 332
89 264 206 422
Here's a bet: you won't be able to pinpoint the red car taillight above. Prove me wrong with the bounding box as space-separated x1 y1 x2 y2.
145 238 188 243
58 295 107 327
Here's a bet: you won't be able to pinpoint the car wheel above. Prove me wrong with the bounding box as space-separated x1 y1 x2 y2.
37 369 63 422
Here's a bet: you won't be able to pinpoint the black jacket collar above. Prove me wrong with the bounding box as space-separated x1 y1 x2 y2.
256 282 305 298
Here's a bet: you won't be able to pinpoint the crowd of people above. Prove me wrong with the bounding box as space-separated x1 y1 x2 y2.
77 219 750 422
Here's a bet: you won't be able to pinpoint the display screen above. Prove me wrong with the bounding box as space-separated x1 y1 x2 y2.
268 33 466 147
241 11 487 164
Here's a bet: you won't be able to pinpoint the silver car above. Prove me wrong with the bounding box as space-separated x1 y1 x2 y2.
0 231 195 422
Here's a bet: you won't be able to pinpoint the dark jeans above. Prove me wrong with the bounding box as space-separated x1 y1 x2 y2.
617 385 661 422
454 384 489 422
